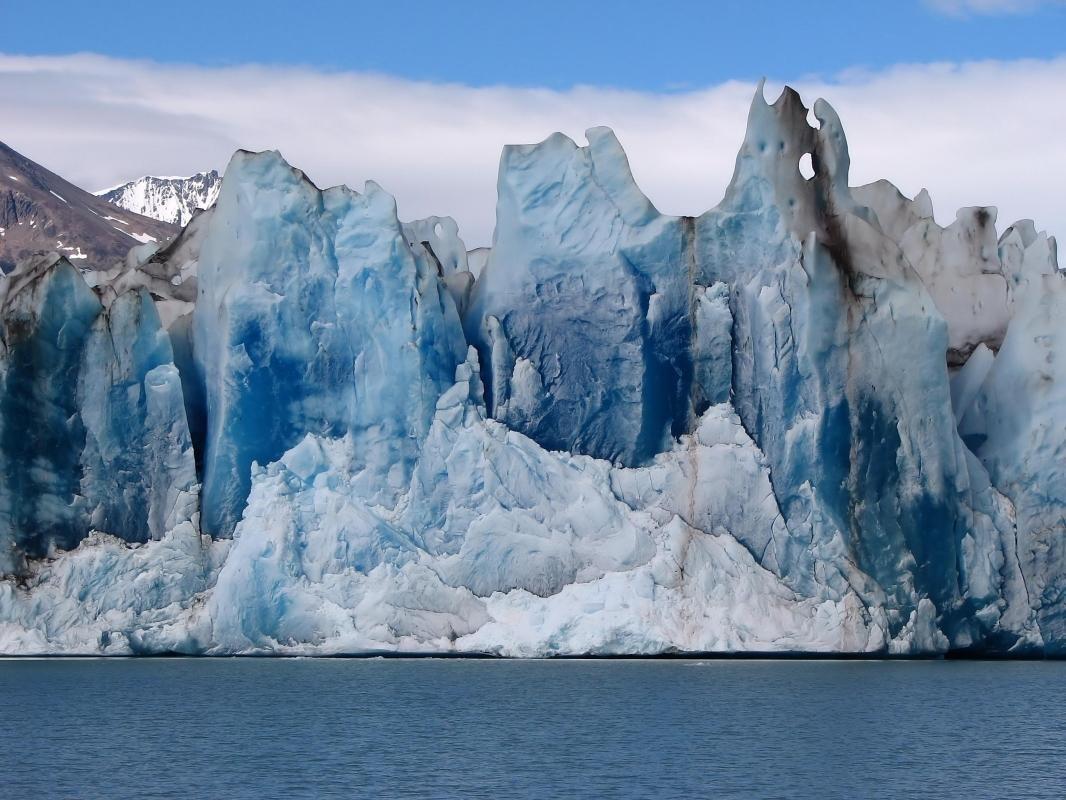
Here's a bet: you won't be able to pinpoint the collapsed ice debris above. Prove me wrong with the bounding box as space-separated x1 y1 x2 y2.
0 84 1061 656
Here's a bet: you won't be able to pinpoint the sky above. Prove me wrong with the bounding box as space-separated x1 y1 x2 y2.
2 0 1064 245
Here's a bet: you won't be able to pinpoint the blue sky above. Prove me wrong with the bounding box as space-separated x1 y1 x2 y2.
1 1 1063 244
4 0 1065 90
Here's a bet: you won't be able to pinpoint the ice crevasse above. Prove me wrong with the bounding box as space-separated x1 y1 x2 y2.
0 83 1062 656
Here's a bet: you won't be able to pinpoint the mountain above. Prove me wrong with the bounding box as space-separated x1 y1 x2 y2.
0 85 1063 658
0 141 178 273
97 171 222 226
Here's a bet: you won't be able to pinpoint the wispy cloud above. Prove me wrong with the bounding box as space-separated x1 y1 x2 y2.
926 0 1065 16
0 53 1062 246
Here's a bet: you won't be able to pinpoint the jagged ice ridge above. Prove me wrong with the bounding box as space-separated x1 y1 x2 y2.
0 84 1062 656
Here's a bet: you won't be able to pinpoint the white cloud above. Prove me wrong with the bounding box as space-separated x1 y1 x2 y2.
926 0 1065 15
0 52 1063 246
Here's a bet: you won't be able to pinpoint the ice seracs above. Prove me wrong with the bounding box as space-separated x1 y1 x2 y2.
465 127 696 466
0 255 102 572
0 83 1063 657
0 254 198 575
79 288 199 542
691 87 994 643
192 151 467 536
958 226 1065 650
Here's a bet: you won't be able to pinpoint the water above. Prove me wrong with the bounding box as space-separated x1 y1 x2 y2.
1 658 1064 799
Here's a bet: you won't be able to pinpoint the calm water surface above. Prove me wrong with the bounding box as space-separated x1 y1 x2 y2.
1 658 1064 799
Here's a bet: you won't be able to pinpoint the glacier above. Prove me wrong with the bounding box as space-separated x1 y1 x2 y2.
0 83 1062 657
192 152 467 537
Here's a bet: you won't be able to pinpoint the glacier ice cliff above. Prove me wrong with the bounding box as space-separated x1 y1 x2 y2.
0 83 1062 657
0 255 197 575
192 153 466 537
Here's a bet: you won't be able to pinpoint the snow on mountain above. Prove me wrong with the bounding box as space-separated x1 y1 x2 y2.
0 85 1062 657
97 171 221 227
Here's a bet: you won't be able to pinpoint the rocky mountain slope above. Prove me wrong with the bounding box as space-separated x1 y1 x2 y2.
0 141 178 273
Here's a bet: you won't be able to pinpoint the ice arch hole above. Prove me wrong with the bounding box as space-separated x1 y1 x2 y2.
799 152 815 181
433 222 443 237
